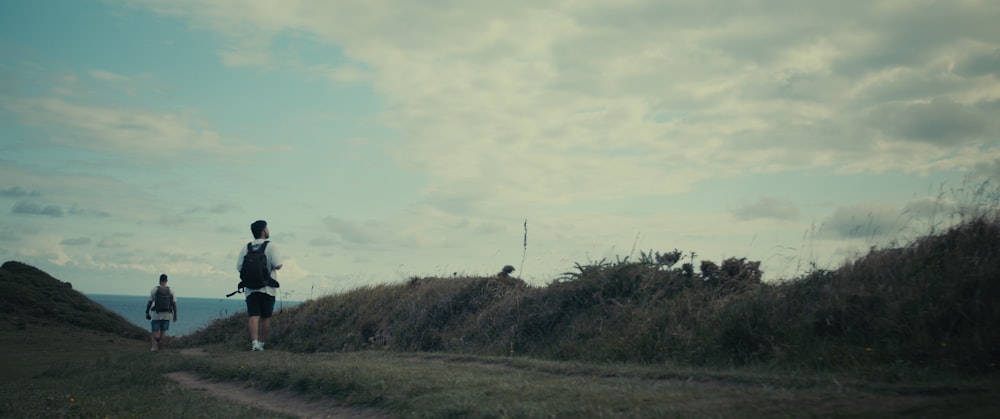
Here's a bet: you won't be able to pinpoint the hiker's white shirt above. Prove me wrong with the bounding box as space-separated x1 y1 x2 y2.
236 238 281 296
148 286 175 321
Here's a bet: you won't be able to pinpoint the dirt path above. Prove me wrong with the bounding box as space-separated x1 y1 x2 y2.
168 349 389 419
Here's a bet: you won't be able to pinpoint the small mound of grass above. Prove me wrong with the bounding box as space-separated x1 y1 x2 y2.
0 261 146 339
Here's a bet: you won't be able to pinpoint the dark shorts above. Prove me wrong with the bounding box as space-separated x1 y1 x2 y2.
151 320 170 332
246 292 276 318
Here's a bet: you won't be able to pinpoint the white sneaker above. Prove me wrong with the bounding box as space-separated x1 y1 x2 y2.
251 340 264 352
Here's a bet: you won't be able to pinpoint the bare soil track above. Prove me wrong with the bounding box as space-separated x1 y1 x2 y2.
168 348 388 419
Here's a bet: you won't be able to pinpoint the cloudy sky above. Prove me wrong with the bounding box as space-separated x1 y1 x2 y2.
2 0 998 299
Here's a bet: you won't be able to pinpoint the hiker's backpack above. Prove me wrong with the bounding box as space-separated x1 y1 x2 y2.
152 286 173 312
239 241 270 289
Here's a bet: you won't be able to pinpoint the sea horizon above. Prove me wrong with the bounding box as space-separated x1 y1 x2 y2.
87 293 301 336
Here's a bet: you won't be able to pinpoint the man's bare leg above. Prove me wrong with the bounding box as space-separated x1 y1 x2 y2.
248 316 260 341
260 317 271 344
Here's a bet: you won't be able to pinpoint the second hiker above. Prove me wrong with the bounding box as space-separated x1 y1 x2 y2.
144 273 177 351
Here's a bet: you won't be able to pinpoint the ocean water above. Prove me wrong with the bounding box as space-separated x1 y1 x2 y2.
87 293 299 336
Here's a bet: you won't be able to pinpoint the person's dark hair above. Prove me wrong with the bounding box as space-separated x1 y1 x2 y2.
251 220 268 238
159 274 168 282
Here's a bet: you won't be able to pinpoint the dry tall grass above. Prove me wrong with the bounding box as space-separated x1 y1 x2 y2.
184 209 999 375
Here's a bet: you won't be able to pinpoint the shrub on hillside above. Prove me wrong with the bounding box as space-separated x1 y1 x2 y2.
185 215 999 374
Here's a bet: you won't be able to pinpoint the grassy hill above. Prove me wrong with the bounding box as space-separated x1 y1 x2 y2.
184 214 1000 376
2 212 996 376
0 260 146 339
1 217 998 417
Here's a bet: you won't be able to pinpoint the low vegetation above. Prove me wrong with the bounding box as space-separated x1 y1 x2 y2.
184 213 999 379
0 261 295 418
2 190 999 417
0 261 146 339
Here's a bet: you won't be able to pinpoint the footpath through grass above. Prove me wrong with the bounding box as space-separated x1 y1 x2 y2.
4 324 998 418
0 324 296 419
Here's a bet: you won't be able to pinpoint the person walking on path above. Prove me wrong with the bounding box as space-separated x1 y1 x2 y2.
145 274 177 351
236 219 283 352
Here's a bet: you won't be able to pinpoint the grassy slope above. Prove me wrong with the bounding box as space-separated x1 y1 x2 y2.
0 322 298 418
0 261 297 418
185 216 1000 376
8 321 996 418
1 216 999 417
0 260 147 338
176 346 999 418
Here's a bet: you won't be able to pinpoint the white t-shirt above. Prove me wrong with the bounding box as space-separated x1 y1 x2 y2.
236 239 281 296
148 285 175 321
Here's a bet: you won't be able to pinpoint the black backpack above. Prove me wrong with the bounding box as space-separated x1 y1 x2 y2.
152 286 173 312
239 241 270 289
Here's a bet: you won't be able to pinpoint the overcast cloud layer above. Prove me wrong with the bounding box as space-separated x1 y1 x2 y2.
1 0 998 298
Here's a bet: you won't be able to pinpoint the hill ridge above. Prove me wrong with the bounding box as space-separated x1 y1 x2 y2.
185 216 1000 373
0 261 146 339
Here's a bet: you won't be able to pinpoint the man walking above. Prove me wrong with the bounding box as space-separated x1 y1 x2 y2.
236 219 283 351
145 274 177 351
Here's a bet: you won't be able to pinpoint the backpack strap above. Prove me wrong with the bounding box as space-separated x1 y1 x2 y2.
248 241 269 252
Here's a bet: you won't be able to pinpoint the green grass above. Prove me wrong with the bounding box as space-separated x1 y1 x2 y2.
2 186 999 417
0 323 297 419
4 324 998 418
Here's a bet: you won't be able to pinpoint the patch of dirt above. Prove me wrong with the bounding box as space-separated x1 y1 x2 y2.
179 347 209 357
165 371 389 419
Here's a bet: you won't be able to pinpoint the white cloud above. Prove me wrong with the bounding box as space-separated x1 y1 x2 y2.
5 97 244 158
61 237 92 246
6 0 999 294
127 1 1000 183
11 233 72 266
823 203 906 240
130 0 1000 256
0 186 40 198
0 164 164 224
11 201 64 217
733 197 800 221
97 237 129 249
89 70 129 82
320 216 386 248
973 158 1000 182
867 98 997 146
